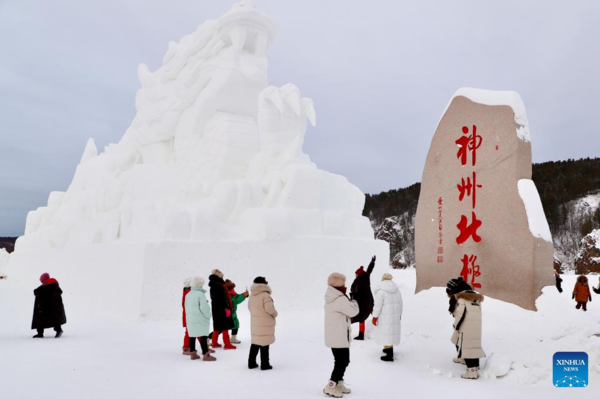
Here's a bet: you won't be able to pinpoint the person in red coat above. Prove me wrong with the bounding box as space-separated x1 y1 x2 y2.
31 273 67 338
573 275 592 311
182 277 192 354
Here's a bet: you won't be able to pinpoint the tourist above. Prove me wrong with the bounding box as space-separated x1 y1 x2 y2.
372 273 403 362
182 277 193 355
446 277 486 379
593 276 600 295
248 276 277 370
208 269 236 349
323 272 359 397
226 279 249 344
185 277 215 361
573 275 592 311
349 255 376 340
554 270 563 293
31 273 67 338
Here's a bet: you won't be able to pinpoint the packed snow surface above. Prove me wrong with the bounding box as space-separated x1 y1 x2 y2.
1 269 598 399
518 179 553 242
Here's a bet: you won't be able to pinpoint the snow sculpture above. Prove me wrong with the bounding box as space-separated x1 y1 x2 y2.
415 88 553 311
10 2 388 320
17 2 372 250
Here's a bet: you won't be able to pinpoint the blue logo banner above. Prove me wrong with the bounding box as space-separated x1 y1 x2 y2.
553 352 588 388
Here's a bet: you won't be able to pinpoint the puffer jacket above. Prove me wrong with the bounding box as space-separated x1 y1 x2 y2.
324 286 359 348
573 275 591 302
451 291 486 360
372 280 403 346
185 286 211 338
248 283 278 346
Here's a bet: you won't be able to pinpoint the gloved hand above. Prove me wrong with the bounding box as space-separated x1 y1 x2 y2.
572 294 575 300
225 309 231 318
589 295 592 302
372 317 378 326
371 255 376 263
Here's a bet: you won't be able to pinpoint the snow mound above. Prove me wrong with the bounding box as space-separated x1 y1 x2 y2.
518 179 553 242
0 248 8 278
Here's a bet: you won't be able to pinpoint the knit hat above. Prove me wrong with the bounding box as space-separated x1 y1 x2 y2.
191 276 205 288
446 277 471 294
40 273 50 283
327 272 346 288
183 277 192 287
355 266 365 275
381 273 393 281
253 276 267 285
211 269 224 279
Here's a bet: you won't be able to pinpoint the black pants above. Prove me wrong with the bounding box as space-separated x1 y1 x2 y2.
249 344 270 366
465 358 480 368
189 336 209 355
37 326 62 335
330 348 350 383
576 301 588 311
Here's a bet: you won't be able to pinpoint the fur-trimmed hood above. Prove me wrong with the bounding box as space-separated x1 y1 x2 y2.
577 275 588 285
251 283 272 295
456 290 484 303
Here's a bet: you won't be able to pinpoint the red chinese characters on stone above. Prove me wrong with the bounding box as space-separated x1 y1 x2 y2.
459 254 482 289
455 125 482 167
456 212 482 245
457 172 483 209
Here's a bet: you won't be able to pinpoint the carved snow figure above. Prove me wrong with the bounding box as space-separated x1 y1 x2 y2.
10 2 388 321
415 88 554 311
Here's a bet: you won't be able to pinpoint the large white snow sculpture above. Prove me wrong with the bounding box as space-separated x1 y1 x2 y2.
11 2 388 320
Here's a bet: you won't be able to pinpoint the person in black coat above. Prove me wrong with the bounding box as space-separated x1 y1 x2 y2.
208 269 236 349
31 273 66 338
349 256 376 340
555 270 563 294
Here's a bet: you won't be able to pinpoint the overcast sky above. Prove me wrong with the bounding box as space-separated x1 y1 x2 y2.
1 0 599 236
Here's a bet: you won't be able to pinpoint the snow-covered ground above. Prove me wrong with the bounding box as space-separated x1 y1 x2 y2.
1 268 598 398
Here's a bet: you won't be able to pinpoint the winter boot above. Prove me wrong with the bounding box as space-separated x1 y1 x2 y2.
248 344 259 369
380 347 394 362
337 380 351 394
353 331 364 341
182 348 191 355
55 331 63 338
190 351 201 360
203 352 217 361
32 333 44 338
453 357 466 365
461 367 479 379
260 345 272 370
211 331 222 348
323 381 343 398
230 335 241 344
223 331 237 350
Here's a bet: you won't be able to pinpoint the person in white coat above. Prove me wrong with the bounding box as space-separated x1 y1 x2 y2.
372 273 403 361
323 272 359 398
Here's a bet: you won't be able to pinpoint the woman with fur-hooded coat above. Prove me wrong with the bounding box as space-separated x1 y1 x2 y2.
573 275 592 311
447 277 485 380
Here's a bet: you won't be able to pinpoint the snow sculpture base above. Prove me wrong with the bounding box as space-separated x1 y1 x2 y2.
8 238 388 321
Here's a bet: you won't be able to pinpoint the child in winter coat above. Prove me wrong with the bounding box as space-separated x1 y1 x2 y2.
324 272 359 398
226 279 249 344
349 256 376 340
185 277 216 361
446 277 486 380
573 275 592 311
248 276 277 370
208 269 237 349
31 273 67 338
372 273 403 362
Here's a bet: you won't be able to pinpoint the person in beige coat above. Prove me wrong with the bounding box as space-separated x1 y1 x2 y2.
248 276 278 370
447 277 486 380
323 272 359 398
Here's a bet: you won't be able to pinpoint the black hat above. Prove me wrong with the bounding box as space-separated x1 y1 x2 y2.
253 276 267 284
446 277 472 294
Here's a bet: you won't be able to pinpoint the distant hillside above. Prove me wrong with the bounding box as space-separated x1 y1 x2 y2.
0 237 16 254
364 157 600 270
